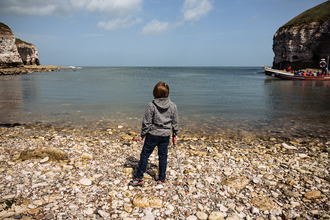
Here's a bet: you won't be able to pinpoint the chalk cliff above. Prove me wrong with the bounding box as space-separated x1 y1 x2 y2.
16 39 40 65
272 1 330 70
0 23 23 67
0 22 64 75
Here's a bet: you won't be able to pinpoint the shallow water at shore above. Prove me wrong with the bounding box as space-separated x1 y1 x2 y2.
1 67 330 139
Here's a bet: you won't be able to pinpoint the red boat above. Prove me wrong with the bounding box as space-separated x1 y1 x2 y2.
264 67 330 81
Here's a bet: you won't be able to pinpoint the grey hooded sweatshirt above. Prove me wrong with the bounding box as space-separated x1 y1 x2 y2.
141 97 179 138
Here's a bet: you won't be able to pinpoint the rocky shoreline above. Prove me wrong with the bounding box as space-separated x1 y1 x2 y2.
0 65 70 75
0 124 329 220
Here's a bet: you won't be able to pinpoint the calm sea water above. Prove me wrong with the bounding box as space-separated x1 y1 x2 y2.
1 66 330 139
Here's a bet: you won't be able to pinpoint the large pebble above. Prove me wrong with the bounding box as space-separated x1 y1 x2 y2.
98 210 110 218
196 211 208 220
133 194 162 208
165 204 174 215
282 143 297 150
304 191 321 199
28 209 39 215
221 176 249 190
81 153 93 160
79 178 92 185
84 208 94 215
251 196 281 211
3 194 15 200
141 215 155 220
226 214 243 220
208 211 225 220
39 157 49 164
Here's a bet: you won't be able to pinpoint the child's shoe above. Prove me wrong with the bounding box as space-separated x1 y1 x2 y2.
129 178 144 186
157 180 165 185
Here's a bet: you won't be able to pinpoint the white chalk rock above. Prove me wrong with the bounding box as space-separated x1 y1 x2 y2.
84 208 94 215
39 156 49 164
208 211 225 220
298 154 308 158
282 143 297 150
98 210 110 218
79 178 92 185
165 204 175 215
196 211 208 220
2 194 15 200
81 153 93 160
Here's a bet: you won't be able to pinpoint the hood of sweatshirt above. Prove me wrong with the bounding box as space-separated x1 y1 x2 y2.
153 98 171 110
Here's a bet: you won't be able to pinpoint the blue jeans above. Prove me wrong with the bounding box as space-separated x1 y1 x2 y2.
135 134 170 181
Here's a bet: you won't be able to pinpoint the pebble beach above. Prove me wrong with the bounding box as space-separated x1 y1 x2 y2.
0 124 329 220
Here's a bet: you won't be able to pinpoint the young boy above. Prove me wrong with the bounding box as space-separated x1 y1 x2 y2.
130 81 179 186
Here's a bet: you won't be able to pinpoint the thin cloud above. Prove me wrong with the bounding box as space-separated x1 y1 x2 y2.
97 16 143 31
0 0 143 18
141 0 213 35
86 0 143 18
0 0 144 31
0 0 64 16
243 14 260 25
70 0 90 9
0 0 214 34
2 5 58 16
182 0 214 22
249 14 259 21
141 19 170 35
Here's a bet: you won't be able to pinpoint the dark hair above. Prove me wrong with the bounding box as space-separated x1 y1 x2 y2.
153 81 169 98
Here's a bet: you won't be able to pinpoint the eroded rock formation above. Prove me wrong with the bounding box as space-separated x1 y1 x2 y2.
0 22 40 68
272 1 330 70
16 39 40 65
0 22 46 74
273 21 330 70
0 23 23 67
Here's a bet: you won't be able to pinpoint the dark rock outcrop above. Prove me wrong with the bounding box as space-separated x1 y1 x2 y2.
272 1 330 70
16 39 40 65
0 23 23 67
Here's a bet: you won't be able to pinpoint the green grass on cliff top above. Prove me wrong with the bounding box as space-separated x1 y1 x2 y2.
280 0 330 30
0 22 12 34
15 38 32 46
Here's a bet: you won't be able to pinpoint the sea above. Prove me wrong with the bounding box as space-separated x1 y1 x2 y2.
1 66 330 139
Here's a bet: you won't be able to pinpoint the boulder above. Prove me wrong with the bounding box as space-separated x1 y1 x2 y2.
132 193 162 208
304 191 322 199
208 211 225 220
221 176 249 190
250 196 281 211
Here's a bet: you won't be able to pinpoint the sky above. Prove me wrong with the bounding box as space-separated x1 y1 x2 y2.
0 0 327 67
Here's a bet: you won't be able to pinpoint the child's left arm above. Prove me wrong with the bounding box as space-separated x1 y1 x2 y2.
140 102 154 139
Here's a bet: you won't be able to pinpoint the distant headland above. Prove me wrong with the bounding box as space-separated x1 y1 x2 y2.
272 1 330 70
0 22 68 75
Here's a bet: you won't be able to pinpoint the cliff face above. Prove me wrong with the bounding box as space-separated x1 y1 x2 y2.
16 39 40 65
272 21 330 70
272 1 330 70
0 23 23 67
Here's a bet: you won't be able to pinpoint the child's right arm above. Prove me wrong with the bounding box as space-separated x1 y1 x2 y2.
171 104 179 138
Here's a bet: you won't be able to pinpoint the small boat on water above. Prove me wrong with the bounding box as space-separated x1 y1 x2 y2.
264 66 330 81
